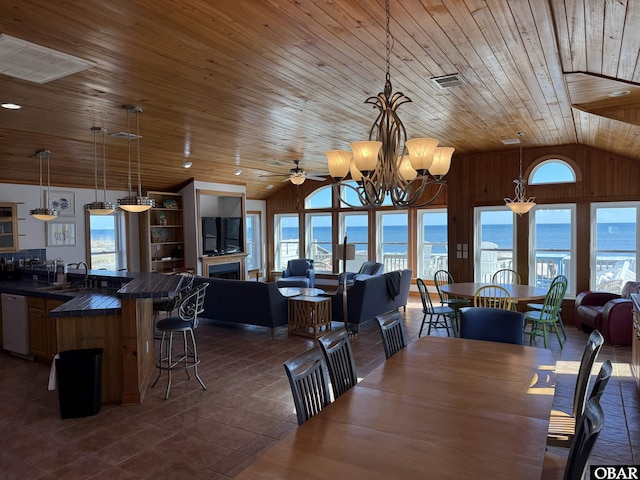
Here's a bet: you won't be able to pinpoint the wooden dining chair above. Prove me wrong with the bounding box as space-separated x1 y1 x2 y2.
527 275 568 340
523 277 567 348
491 268 521 285
417 277 456 337
547 354 611 449
542 397 605 480
473 284 513 310
283 347 332 425
375 310 407 359
546 330 604 448
317 327 358 400
459 307 524 345
433 269 471 312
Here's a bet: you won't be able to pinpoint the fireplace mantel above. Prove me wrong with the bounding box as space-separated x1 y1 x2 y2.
201 253 248 280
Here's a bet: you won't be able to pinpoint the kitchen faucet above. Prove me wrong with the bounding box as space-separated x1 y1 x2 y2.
67 261 89 288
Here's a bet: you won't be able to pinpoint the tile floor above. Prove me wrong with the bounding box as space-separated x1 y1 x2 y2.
0 297 637 479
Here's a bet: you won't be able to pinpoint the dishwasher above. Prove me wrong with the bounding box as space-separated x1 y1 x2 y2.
1 293 29 355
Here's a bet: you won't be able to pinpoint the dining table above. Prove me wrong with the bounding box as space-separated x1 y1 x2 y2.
440 282 549 302
235 335 556 479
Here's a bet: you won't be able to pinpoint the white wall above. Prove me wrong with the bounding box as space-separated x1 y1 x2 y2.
0 181 266 273
0 182 129 264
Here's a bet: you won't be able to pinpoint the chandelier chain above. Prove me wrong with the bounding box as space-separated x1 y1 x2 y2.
385 0 391 83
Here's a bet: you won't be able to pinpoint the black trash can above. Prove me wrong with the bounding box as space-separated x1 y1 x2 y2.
56 348 103 419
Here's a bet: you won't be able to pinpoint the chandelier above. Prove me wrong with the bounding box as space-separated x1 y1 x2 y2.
85 126 117 214
30 150 58 221
504 132 536 216
118 105 155 212
325 0 453 208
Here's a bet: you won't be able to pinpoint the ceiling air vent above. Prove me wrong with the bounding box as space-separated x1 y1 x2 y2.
431 74 465 89
0 34 95 84
501 138 521 145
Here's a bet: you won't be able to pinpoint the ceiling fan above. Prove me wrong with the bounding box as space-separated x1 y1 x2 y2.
260 160 327 185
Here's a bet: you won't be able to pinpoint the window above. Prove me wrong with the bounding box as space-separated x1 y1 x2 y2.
245 212 261 271
418 209 447 279
306 212 332 272
339 212 368 272
529 204 576 296
274 214 299 271
305 185 333 209
530 159 576 184
474 208 515 282
87 212 126 270
376 211 408 272
591 203 638 293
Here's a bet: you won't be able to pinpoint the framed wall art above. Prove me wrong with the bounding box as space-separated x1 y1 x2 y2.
46 190 75 216
46 222 76 246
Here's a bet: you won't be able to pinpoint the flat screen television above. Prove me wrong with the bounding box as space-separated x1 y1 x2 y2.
202 217 244 255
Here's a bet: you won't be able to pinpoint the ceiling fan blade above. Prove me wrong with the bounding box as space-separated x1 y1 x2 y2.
306 175 327 181
259 173 287 178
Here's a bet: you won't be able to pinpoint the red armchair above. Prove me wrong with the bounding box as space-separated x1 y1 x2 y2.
574 281 640 346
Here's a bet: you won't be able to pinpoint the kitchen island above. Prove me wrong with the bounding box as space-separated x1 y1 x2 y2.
0 269 182 405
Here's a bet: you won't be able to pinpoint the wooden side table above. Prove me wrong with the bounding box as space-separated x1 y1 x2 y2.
288 296 332 338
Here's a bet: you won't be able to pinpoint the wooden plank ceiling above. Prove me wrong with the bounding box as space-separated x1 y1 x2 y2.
0 0 639 200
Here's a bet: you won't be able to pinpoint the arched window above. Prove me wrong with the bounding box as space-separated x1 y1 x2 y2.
304 185 332 209
530 159 576 185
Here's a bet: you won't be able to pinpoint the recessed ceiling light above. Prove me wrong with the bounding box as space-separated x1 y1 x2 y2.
266 184 274 190
234 169 242 176
182 161 192 169
608 90 631 98
1 103 21 109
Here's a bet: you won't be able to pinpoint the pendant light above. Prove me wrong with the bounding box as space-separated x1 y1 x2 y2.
118 105 154 212
85 126 117 214
30 150 58 221
504 132 536 216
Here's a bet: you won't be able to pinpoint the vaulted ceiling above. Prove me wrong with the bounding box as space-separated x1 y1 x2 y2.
1 0 639 200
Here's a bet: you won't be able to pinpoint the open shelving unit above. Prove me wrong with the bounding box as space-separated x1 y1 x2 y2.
139 192 185 273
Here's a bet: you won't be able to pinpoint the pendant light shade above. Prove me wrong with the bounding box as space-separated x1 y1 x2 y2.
118 105 154 212
30 150 58 221
504 132 536 216
85 126 117 214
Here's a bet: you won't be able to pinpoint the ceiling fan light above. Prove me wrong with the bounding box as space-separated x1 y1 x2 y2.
430 147 454 176
406 138 438 172
289 175 305 186
350 141 381 173
325 150 352 180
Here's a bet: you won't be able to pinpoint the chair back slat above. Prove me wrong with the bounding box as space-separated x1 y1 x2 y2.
318 328 358 399
434 269 454 303
375 311 407 359
178 282 208 327
284 347 332 425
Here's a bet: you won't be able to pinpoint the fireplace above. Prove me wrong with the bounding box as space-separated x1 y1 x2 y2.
201 253 248 280
208 262 240 280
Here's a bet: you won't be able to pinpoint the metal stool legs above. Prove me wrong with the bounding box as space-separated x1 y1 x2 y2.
152 327 206 400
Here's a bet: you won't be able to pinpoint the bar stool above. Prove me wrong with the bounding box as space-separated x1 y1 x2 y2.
151 282 208 399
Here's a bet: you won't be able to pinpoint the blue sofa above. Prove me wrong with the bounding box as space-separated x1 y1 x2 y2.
326 269 412 332
194 277 288 332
